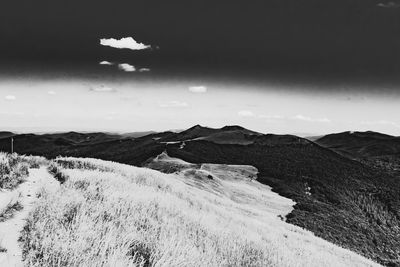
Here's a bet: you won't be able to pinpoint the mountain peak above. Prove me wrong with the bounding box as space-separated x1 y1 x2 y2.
192 124 205 129
221 125 246 131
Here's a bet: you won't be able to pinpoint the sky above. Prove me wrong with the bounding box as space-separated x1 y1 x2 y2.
1 0 400 135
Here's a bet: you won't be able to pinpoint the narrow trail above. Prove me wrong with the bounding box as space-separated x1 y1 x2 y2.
0 167 59 267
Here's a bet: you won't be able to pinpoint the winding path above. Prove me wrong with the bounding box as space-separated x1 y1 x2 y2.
0 167 59 267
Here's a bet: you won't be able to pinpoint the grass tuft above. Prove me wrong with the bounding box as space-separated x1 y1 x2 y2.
47 162 68 184
0 200 23 222
0 153 30 190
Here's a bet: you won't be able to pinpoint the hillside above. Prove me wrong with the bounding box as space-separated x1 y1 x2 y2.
0 132 15 139
164 140 400 266
18 156 380 266
0 126 399 265
315 131 400 158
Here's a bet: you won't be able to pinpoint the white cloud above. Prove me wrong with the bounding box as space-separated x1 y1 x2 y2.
5 95 16 101
90 85 115 92
47 91 56 95
99 61 114 65
159 101 189 108
118 63 136 72
189 86 207 93
293 114 331 123
377 1 400 8
139 68 151 72
238 110 255 117
100 37 151 50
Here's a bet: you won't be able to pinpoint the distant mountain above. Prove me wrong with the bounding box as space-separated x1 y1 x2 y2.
305 135 324 142
316 131 400 158
161 125 221 142
0 126 399 265
0 131 15 139
120 131 157 138
161 124 262 145
160 125 309 146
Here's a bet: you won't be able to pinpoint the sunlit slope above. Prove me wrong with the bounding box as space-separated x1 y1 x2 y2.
21 157 380 266
146 152 294 218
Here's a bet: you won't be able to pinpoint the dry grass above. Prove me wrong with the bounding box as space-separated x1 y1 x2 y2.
47 162 68 184
0 199 23 222
19 155 49 169
0 152 46 190
20 157 380 267
0 153 30 190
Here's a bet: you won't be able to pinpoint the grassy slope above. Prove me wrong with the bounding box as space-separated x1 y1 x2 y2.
20 157 379 267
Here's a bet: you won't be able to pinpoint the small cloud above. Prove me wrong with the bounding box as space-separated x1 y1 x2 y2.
293 114 331 123
99 61 114 65
90 85 116 92
189 86 207 93
5 95 16 101
159 101 189 108
139 68 151 72
238 110 255 117
377 1 400 8
47 91 56 95
100 37 151 50
118 63 136 72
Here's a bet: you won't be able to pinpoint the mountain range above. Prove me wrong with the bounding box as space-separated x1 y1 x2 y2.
0 126 399 265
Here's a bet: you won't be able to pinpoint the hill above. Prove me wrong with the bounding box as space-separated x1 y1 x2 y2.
0 126 399 265
0 132 15 140
120 131 158 138
315 131 400 158
17 156 380 266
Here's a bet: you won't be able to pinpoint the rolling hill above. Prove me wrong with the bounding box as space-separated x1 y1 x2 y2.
315 131 400 158
0 132 15 140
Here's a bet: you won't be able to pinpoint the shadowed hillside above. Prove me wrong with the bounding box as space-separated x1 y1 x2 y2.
0 132 15 140
316 131 400 158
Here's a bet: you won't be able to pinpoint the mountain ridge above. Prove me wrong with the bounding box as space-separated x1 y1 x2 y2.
316 130 400 158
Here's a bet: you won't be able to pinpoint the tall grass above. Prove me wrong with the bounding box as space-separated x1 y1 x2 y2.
20 157 380 267
0 152 47 190
0 153 30 190
0 200 23 222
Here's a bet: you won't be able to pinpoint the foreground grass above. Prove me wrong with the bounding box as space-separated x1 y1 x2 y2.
20 157 380 267
0 153 29 190
0 153 47 190
0 200 23 222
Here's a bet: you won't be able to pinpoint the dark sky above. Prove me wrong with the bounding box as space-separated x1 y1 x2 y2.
2 0 400 76
1 0 400 135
